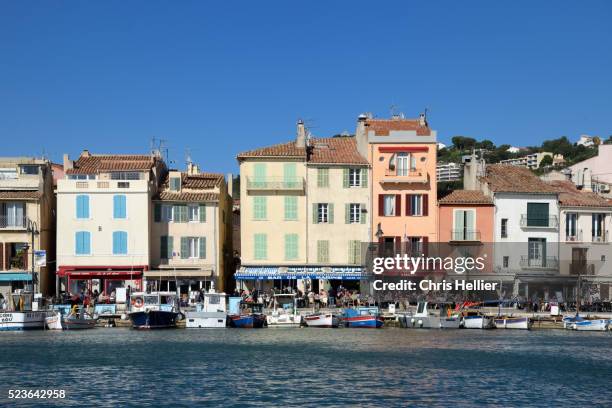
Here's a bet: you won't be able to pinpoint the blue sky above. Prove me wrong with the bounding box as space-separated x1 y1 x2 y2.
1 1 611 173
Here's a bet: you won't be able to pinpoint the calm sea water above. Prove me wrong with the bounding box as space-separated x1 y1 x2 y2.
0 328 611 407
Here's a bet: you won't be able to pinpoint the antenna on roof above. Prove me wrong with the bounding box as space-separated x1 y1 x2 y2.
185 148 193 166
151 137 169 163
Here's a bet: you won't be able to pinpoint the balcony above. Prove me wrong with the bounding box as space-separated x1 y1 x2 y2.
520 215 558 229
0 215 28 230
520 256 559 270
450 230 481 242
381 168 428 184
570 263 596 276
564 230 583 243
592 231 609 244
246 177 305 192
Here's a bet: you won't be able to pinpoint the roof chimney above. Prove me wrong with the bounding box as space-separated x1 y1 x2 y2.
81 149 91 158
355 114 369 158
419 113 427 127
63 154 73 171
296 119 306 148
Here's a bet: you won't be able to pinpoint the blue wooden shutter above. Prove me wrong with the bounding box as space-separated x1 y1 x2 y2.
76 195 89 219
113 195 126 219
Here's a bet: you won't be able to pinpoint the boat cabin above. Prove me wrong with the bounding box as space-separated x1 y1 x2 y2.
130 291 177 312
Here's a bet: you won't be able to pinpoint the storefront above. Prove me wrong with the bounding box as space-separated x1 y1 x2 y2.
57 266 145 298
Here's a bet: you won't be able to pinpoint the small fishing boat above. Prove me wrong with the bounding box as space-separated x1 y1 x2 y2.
266 294 302 327
462 311 495 329
342 306 384 328
128 292 180 329
45 306 97 330
228 301 266 328
399 302 461 329
563 315 609 331
0 292 47 331
304 312 340 328
186 291 227 328
494 316 532 330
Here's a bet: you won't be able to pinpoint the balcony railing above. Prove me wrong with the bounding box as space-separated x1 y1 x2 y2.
520 256 559 270
570 263 596 276
451 229 481 242
520 215 558 228
592 231 609 243
246 177 305 191
382 168 428 184
0 215 28 229
565 230 583 242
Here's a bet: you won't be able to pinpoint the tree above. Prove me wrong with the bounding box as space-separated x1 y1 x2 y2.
605 136 612 145
539 155 553 168
476 139 495 150
593 136 601 146
451 136 477 151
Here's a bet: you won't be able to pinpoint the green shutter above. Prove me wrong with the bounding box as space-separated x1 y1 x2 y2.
317 168 329 188
154 203 161 222
284 196 297 220
254 197 267 220
317 240 329 263
167 236 174 258
361 203 367 224
345 204 350 224
199 205 206 222
199 237 206 259
343 168 349 188
328 203 334 224
254 234 267 260
285 234 298 260
361 168 368 187
312 203 318 224
181 237 188 259
160 236 168 259
284 163 297 188
254 163 266 187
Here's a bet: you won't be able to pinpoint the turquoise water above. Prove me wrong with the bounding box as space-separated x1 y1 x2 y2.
0 328 611 407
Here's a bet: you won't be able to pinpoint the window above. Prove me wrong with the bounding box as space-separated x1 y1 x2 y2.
68 174 95 180
253 197 267 220
396 153 409 176
501 218 508 238
0 168 17 180
160 236 173 259
111 172 140 180
283 163 297 188
527 238 546 267
316 203 330 223
188 205 199 222
407 194 423 216
199 205 206 222
20 165 39 175
526 203 550 227
112 231 128 255
408 237 423 255
181 237 205 259
76 195 89 219
254 234 267 260
1 202 25 227
383 195 396 216
592 213 606 241
348 240 362 264
173 205 188 222
348 168 361 187
284 234 298 260
113 195 127 219
347 203 361 224
317 240 329 263
503 256 509 268
566 213 578 239
161 204 173 222
170 177 181 191
453 209 476 240
284 196 297 220
75 231 91 255
317 168 329 187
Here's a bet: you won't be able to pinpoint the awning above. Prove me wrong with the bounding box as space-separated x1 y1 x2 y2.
235 266 365 280
0 272 33 282
64 270 143 279
145 270 213 279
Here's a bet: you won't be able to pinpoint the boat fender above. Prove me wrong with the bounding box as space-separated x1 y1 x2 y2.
410 318 416 327
120 314 128 320
177 313 185 321
418 319 423 328
132 297 144 308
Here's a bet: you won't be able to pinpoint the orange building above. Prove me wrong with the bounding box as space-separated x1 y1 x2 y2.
356 113 438 253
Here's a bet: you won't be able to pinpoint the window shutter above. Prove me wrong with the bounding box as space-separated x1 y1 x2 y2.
167 236 174 258
181 237 188 259
199 205 206 222
84 232 90 254
361 203 367 224
112 231 118 254
313 203 318 224
361 168 368 187
395 236 402 254
160 236 168 259
154 203 161 222
406 194 412 216
423 194 429 216
328 203 334 224
343 168 349 188
422 237 429 257
181 205 188 223
0 243 3 270
465 210 475 231
23 247 28 270
345 204 350 224
378 195 384 216
454 210 465 240
395 195 401 217
199 237 206 259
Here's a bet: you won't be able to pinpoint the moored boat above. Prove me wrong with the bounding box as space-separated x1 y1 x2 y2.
462 312 495 329
0 292 47 331
400 302 461 329
228 301 266 328
128 292 180 329
304 312 340 328
342 307 383 328
563 315 609 331
186 291 227 328
45 306 97 330
494 316 532 330
266 294 302 327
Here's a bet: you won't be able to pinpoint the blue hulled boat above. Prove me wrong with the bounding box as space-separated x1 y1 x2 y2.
228 301 266 328
128 292 180 329
342 307 384 328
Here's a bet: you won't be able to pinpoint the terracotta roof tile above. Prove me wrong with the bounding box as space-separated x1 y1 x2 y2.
237 142 305 159
66 154 156 174
439 190 493 205
365 118 431 136
0 191 41 200
481 165 558 193
548 180 612 207
155 192 220 202
162 173 224 189
309 137 368 165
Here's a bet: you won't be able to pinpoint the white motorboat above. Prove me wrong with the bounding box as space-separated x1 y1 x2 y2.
266 294 302 327
494 316 532 330
462 312 495 329
304 312 340 328
0 292 47 331
400 302 461 329
186 291 227 328
563 315 609 331
45 307 97 330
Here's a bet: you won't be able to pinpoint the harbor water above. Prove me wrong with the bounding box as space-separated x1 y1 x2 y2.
1 328 611 407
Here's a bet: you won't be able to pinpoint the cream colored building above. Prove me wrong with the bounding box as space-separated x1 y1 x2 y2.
0 158 55 299
56 151 166 296
236 121 369 292
149 164 233 293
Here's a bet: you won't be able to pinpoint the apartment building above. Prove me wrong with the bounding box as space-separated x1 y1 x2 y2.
436 162 462 182
235 121 370 292
0 158 55 298
150 164 233 293
500 152 562 169
568 144 612 196
355 113 438 253
56 151 166 296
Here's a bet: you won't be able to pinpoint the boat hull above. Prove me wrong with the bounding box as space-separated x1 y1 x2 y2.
266 314 302 327
0 311 47 331
186 311 227 328
463 316 495 329
305 313 340 328
343 315 384 328
128 310 178 329
572 319 609 331
401 315 461 329
228 314 266 328
494 317 531 330
46 313 97 330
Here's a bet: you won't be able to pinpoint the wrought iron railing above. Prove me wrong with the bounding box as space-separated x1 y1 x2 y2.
0 215 28 229
246 177 304 190
520 256 559 269
451 230 481 241
520 215 558 228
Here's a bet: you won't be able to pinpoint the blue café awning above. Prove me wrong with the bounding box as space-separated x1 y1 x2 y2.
235 266 364 281
0 272 33 282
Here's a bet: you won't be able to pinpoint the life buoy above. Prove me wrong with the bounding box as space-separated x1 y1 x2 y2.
132 297 143 308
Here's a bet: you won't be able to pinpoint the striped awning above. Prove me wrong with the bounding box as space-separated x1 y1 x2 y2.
0 272 33 282
235 266 365 280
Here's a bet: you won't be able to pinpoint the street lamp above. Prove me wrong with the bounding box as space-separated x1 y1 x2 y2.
26 220 39 293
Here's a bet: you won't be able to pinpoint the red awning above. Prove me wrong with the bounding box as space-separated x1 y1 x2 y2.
378 146 429 153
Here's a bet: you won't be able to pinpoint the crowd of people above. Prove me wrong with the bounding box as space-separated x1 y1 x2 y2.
233 285 376 309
